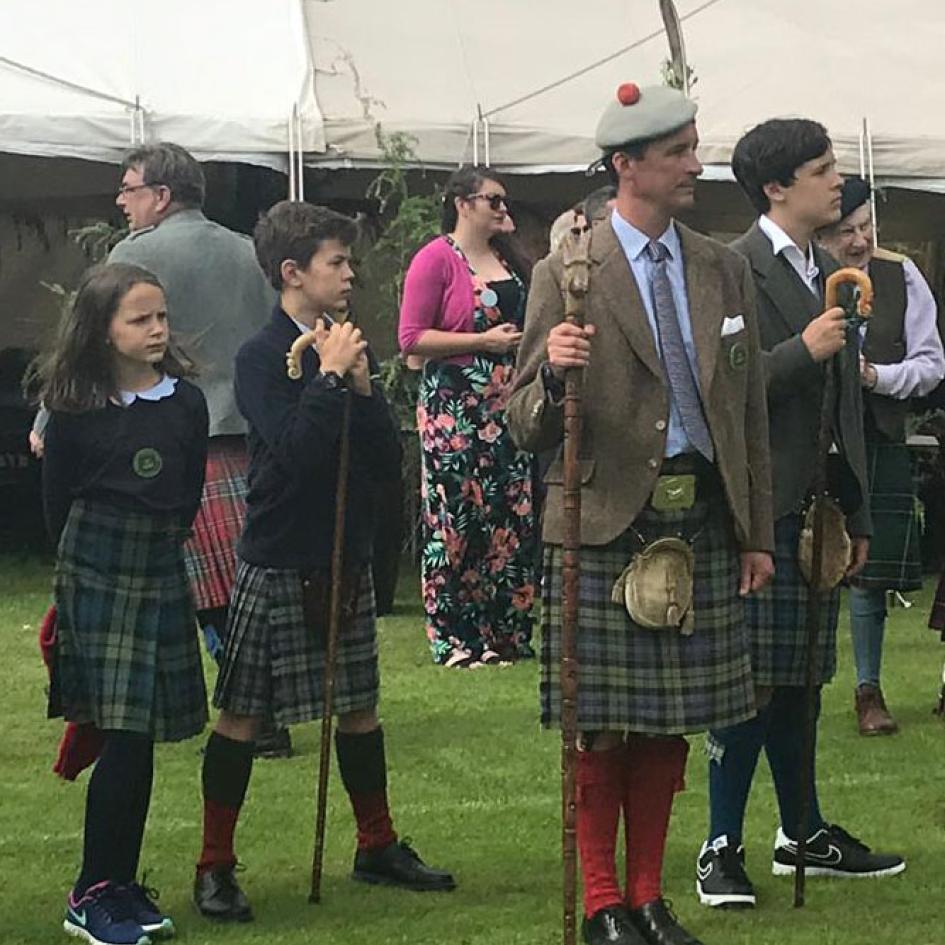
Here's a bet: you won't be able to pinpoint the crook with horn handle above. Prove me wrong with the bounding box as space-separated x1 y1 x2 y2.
793 265 872 909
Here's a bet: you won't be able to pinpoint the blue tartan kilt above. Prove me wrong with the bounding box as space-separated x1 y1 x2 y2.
540 496 755 735
213 560 380 726
744 513 839 687
54 499 208 742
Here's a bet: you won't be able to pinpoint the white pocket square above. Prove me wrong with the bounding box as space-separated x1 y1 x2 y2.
721 315 745 337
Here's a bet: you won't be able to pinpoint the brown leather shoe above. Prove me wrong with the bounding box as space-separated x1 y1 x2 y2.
855 684 898 736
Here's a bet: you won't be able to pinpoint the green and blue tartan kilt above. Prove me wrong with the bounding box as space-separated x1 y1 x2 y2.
540 499 755 735
745 513 839 687
213 560 379 726
850 439 921 591
53 499 208 742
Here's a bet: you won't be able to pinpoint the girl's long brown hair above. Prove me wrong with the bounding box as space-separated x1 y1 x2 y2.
33 262 197 413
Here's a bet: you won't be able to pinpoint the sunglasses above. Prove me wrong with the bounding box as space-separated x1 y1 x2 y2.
467 192 509 212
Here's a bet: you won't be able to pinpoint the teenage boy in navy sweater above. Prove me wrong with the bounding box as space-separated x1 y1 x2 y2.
194 201 455 922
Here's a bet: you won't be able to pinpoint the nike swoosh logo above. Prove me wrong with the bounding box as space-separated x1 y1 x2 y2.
785 843 843 865
69 909 88 928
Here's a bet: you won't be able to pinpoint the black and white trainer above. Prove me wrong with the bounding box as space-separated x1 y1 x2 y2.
695 836 756 908
771 824 906 878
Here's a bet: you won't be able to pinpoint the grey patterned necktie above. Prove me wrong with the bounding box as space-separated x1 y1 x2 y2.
646 240 714 461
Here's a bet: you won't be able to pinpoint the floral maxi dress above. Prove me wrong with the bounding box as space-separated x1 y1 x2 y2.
417 239 537 664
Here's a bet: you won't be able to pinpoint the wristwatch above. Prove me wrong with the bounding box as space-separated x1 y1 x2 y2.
541 361 566 404
316 370 345 391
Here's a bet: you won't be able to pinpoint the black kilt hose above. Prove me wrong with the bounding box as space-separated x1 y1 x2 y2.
540 470 755 735
850 438 921 591
53 499 208 742
744 512 839 687
214 559 379 726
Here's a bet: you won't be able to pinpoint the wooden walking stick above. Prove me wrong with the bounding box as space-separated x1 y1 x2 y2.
793 268 872 908
559 227 591 945
286 325 354 904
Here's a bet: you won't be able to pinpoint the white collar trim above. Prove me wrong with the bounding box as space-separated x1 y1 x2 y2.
118 374 177 405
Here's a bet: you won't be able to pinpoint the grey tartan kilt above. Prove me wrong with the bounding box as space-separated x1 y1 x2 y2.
213 559 379 726
540 497 755 735
54 499 208 742
852 439 921 591
745 513 839 687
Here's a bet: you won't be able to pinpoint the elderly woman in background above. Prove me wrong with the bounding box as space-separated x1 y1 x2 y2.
399 166 536 668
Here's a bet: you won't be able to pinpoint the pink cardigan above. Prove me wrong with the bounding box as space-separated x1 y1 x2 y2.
398 236 477 366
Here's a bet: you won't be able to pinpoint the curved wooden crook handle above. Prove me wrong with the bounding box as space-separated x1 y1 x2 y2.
286 329 320 379
824 267 873 317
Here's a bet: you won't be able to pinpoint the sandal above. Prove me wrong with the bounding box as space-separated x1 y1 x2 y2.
444 649 478 669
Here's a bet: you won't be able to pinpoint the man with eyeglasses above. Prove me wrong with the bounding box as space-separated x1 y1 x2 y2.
108 143 289 760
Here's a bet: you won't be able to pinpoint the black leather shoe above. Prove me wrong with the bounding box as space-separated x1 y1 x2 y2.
582 905 648 945
629 899 704 945
352 840 456 892
193 866 253 922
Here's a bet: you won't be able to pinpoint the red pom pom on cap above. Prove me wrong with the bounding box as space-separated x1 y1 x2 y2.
616 82 641 106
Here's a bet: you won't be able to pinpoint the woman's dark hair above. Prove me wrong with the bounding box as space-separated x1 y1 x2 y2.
440 166 531 284
34 262 196 413
254 200 358 290
732 118 832 214
440 165 509 233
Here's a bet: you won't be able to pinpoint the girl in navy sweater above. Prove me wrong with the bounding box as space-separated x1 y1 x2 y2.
38 262 208 945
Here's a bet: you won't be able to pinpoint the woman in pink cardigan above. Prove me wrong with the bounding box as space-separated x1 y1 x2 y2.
399 167 536 668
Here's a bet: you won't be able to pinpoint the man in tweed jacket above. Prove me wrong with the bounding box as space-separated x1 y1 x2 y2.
509 83 773 945
695 119 905 913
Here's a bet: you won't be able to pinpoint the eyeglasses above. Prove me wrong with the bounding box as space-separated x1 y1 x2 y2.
466 193 509 212
117 182 165 197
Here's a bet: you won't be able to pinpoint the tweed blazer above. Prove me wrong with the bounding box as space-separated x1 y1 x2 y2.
508 219 774 553
730 223 871 537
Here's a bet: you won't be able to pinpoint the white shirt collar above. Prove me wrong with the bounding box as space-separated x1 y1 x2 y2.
758 214 819 287
610 209 680 261
118 374 177 405
290 313 335 336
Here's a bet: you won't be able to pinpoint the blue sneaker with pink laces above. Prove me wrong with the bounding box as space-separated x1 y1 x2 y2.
63 881 151 945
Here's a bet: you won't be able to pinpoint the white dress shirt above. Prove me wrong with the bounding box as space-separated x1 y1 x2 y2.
758 214 821 296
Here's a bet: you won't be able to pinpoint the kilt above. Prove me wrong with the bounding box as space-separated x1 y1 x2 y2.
213 559 379 726
540 492 754 735
745 513 839 687
53 499 208 742
850 438 921 591
184 436 248 611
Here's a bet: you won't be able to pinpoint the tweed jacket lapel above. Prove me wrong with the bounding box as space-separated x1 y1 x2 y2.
739 221 822 336
677 223 724 397
589 222 662 379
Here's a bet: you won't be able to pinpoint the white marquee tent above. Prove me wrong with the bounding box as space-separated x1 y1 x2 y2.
2 0 945 189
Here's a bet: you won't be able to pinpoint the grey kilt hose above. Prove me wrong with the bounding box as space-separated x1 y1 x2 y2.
745 512 839 687
213 559 379 726
540 488 755 735
53 499 208 742
851 437 921 591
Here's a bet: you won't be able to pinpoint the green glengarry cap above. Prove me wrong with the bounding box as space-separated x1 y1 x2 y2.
595 83 697 150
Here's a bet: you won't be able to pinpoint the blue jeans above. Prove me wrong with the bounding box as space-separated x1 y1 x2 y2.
848 586 887 687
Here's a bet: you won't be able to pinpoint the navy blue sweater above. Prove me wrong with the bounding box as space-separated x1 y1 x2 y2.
235 308 402 571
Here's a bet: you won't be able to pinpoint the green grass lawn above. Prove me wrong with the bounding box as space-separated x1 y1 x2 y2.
1 552 943 945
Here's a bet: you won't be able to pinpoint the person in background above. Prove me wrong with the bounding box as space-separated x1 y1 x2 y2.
817 177 944 735
107 142 290 757
399 166 537 668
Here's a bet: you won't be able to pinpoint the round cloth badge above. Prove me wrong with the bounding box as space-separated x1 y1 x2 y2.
479 287 499 308
132 447 163 479
728 342 748 371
